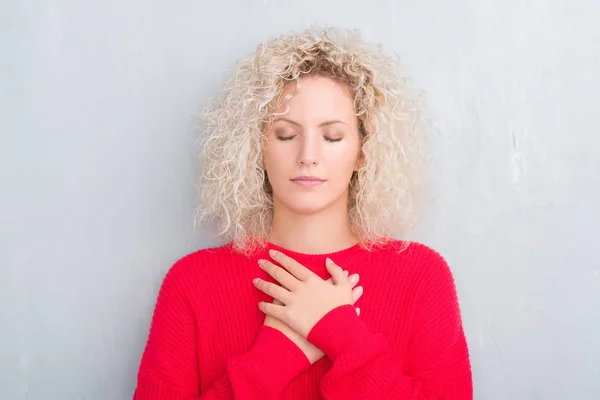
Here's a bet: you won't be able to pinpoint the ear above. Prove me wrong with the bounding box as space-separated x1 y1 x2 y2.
354 151 364 172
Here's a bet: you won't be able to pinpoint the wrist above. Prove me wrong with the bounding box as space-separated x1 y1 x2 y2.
307 304 373 361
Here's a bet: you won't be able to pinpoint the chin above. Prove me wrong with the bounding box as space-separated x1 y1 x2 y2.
281 197 332 215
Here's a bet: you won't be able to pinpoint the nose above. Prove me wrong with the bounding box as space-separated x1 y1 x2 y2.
296 135 320 166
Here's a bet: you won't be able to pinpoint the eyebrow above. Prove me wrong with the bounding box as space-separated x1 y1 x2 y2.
274 117 348 128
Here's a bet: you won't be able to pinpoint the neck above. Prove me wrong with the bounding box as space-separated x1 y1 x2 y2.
268 199 359 255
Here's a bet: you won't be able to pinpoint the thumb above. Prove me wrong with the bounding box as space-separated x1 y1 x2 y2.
325 258 345 285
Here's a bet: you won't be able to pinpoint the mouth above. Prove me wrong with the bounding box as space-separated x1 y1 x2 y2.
290 176 326 187
290 179 325 182
290 176 325 182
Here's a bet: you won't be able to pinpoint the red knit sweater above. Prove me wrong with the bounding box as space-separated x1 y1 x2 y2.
133 240 472 399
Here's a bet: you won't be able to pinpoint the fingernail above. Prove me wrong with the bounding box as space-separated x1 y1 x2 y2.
325 257 332 265
350 275 358 284
344 270 349 277
269 249 277 258
252 278 260 285
355 286 363 296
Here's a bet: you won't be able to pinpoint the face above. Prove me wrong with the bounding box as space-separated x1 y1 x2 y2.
263 75 363 215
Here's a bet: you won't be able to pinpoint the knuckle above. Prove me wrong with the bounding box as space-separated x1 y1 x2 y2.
264 261 275 272
263 282 274 294
265 282 276 295
283 308 294 321
272 268 283 281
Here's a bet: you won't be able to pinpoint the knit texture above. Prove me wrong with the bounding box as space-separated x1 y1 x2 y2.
133 240 472 399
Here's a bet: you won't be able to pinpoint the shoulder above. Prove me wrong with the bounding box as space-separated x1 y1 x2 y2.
161 241 242 284
374 239 456 284
177 241 239 265
373 241 465 316
374 239 448 264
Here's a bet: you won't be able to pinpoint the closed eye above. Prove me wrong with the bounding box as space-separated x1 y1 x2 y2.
276 136 295 141
275 135 343 142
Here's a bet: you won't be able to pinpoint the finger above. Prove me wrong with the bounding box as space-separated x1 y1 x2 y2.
348 273 360 287
326 271 352 285
258 259 300 290
268 250 313 282
253 278 292 304
269 249 315 281
258 301 287 321
325 258 346 285
356 307 360 316
352 286 364 303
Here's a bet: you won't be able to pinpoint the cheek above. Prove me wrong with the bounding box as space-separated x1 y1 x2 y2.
264 148 288 170
263 146 293 182
326 143 361 170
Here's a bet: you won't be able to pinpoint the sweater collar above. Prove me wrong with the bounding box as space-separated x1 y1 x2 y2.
264 241 367 266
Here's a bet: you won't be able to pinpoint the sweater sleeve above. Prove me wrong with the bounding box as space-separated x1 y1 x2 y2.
133 260 311 400
306 253 472 400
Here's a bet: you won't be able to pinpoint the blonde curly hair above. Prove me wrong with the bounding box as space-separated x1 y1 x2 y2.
195 26 428 256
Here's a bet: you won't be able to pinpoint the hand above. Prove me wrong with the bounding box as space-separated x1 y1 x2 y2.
262 269 362 364
254 249 364 338
263 300 324 364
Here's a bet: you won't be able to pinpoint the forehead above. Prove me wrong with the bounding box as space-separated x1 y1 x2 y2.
274 76 357 121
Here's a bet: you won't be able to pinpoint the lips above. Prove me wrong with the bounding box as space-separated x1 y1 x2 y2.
290 176 325 188
290 176 325 182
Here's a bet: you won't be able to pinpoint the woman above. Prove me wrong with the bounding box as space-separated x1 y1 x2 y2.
133 27 472 399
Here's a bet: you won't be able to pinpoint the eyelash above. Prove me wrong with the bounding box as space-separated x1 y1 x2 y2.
276 136 343 143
